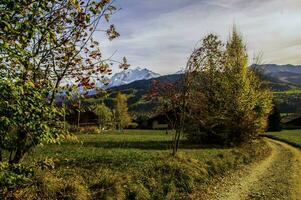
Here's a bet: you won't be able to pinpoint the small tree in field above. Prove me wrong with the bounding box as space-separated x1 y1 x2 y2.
149 80 185 155
114 93 131 131
93 103 113 133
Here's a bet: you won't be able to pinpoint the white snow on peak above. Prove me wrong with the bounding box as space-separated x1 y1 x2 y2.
108 67 160 87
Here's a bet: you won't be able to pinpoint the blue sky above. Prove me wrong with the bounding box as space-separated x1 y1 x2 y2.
97 0 301 74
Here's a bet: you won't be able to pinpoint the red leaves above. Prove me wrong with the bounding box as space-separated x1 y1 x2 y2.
149 80 181 103
76 77 94 89
119 57 130 70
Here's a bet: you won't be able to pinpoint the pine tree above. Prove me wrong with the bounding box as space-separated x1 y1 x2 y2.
225 27 248 75
224 28 272 143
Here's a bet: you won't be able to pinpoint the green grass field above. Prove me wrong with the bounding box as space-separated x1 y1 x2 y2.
26 130 237 171
267 129 301 147
16 130 269 199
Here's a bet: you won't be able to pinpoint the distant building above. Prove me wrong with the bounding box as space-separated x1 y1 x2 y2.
147 114 169 129
66 110 98 126
135 110 180 130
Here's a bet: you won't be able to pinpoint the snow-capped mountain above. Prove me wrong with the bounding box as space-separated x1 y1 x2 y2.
108 67 160 87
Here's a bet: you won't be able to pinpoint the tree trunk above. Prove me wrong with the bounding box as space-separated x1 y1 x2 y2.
77 99 81 129
173 130 180 156
175 130 181 152
63 102 66 132
9 130 26 164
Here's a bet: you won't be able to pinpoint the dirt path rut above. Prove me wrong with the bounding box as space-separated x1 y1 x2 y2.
204 139 301 200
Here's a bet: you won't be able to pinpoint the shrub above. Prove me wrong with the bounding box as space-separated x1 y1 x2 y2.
0 162 34 189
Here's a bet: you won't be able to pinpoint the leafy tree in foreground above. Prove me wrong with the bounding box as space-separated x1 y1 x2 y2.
114 93 131 131
0 0 127 164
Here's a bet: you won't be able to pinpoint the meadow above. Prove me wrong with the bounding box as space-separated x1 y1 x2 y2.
267 129 301 148
15 130 270 199
273 89 301 94
26 130 239 171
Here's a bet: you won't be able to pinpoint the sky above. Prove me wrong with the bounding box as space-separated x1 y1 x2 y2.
97 0 301 75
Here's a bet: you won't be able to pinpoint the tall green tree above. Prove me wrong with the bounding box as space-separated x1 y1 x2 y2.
114 93 131 131
224 28 272 143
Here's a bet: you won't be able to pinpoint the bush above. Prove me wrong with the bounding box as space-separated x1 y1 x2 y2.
0 162 35 198
0 162 34 189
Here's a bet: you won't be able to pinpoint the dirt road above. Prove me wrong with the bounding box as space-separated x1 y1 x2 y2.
203 139 301 200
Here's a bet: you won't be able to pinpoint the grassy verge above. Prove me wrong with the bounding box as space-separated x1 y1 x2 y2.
266 129 301 148
3 130 270 199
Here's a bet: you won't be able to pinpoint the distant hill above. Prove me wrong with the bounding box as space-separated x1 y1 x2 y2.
83 74 183 114
254 64 301 88
109 74 183 113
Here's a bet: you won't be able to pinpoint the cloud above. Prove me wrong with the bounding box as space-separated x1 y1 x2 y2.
97 0 301 74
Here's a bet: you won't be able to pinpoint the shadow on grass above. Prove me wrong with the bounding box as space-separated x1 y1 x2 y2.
82 140 228 150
